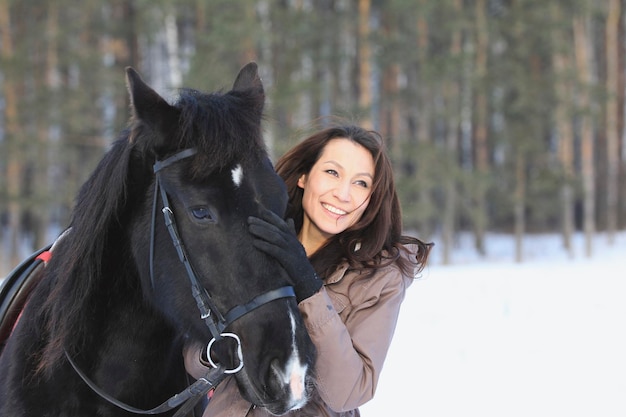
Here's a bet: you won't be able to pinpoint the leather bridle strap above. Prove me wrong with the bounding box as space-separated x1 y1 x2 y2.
151 147 225 340
222 286 295 329
151 148 296 342
65 350 226 415
149 149 198 293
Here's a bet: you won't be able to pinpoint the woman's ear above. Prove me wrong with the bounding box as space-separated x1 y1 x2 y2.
297 174 307 189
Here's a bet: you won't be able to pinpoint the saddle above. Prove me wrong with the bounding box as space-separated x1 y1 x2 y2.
0 245 51 354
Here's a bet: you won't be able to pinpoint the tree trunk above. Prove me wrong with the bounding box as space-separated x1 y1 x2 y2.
416 4 430 146
552 4 575 256
573 15 596 257
619 6 626 231
357 0 372 128
380 62 400 144
165 13 182 88
514 152 526 263
413 1 434 238
0 0 24 269
473 0 489 256
32 2 61 249
378 4 397 143
605 0 620 244
441 0 462 265
240 3 256 65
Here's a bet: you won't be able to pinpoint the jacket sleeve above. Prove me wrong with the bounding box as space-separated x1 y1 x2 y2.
183 341 207 380
298 266 409 412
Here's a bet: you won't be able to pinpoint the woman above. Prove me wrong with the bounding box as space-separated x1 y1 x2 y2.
185 124 432 416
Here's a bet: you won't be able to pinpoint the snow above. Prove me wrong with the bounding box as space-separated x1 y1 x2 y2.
2 230 624 415
360 232 626 417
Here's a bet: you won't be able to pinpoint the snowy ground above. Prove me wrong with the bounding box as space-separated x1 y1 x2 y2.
2 231 624 415
361 231 626 417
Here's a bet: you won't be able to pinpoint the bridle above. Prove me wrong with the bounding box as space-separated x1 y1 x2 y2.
67 147 296 415
150 147 295 369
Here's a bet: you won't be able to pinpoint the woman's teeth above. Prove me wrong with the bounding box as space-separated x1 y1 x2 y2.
323 203 347 215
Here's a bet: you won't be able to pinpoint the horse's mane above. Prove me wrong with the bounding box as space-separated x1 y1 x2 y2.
37 136 138 372
37 85 266 373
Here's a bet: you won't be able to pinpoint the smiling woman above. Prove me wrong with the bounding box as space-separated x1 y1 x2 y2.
297 138 375 255
185 123 433 417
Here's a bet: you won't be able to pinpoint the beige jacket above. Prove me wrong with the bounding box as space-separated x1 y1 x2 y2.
184 244 418 417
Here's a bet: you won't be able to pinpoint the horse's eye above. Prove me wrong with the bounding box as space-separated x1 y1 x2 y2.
190 207 214 222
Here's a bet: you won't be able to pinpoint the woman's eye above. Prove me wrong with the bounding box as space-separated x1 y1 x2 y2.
325 169 338 177
355 180 369 188
191 207 213 221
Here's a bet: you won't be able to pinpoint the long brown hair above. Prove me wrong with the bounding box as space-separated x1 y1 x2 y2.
275 124 432 280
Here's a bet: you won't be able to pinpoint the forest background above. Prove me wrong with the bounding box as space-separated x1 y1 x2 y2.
1 0 625 275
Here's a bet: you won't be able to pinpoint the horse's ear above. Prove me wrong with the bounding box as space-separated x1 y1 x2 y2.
232 62 263 93
232 62 265 112
125 67 177 147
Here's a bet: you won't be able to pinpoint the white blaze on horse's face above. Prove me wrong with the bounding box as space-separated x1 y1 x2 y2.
232 164 243 187
271 311 310 411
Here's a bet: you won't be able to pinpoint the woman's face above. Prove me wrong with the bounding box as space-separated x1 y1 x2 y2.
298 138 375 244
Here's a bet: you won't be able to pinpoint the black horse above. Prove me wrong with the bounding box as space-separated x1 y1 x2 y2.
0 63 315 416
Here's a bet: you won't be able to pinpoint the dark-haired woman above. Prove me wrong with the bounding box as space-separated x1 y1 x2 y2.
185 124 432 416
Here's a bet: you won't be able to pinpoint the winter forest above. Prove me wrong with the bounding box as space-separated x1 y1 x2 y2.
1 0 626 274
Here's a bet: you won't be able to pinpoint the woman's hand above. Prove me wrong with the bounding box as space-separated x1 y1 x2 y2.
248 209 322 303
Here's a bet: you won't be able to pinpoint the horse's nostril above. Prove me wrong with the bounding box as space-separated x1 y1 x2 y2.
264 359 281 390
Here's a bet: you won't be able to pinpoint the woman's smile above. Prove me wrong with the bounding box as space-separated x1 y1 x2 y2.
321 202 348 216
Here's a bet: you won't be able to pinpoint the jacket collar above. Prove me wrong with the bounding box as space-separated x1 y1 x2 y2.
325 262 350 285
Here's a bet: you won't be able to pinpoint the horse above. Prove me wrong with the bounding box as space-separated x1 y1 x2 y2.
0 63 316 416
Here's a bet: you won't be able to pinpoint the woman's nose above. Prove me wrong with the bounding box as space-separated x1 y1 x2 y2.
332 181 351 202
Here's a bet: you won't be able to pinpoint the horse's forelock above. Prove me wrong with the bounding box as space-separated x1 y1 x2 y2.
175 88 265 175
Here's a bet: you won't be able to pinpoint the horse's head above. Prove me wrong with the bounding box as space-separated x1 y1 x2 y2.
126 63 315 414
